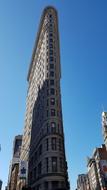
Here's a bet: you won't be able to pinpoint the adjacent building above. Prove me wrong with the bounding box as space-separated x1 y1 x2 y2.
77 174 90 190
8 135 22 190
19 6 70 190
102 112 107 151
0 180 2 190
87 144 107 190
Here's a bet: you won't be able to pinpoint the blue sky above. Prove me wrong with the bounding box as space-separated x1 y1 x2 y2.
0 0 107 189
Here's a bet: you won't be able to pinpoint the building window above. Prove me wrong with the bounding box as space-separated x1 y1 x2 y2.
50 50 53 55
38 162 42 175
47 80 49 87
50 64 54 69
52 181 58 189
59 139 62 151
35 151 37 161
50 56 54 61
51 122 56 133
51 109 55 116
50 33 53 37
29 171 33 184
47 99 49 106
46 139 49 151
46 123 49 134
50 88 55 95
50 98 55 105
37 184 41 190
49 38 53 43
60 158 63 172
50 80 54 85
50 71 54 77
50 44 53 48
57 111 59 116
47 89 49 96
47 110 49 117
51 138 57 150
52 157 57 172
31 156 34 165
46 158 49 173
34 167 37 179
44 182 48 190
39 144 42 155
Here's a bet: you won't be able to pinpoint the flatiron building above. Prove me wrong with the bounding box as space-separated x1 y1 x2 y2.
20 6 70 190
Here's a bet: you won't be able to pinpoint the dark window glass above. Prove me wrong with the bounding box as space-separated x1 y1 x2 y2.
47 89 49 96
50 64 54 69
52 181 59 189
57 110 59 116
46 138 48 151
50 80 54 85
50 33 53 37
50 56 54 61
58 123 60 133
47 80 49 87
35 152 37 161
52 157 57 172
50 71 54 77
50 50 53 55
37 184 41 190
34 167 37 179
39 144 42 155
38 162 42 175
30 171 33 182
46 158 49 173
50 38 53 42
51 109 55 116
51 138 57 150
50 23 53 27
50 88 55 95
31 157 34 165
59 139 62 151
50 98 55 105
50 44 53 48
47 110 49 117
47 99 49 106
50 14 52 18
49 27 53 32
51 122 56 133
60 158 63 172
44 182 48 190
47 123 49 134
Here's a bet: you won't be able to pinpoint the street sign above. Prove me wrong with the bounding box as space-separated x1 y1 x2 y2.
19 160 28 179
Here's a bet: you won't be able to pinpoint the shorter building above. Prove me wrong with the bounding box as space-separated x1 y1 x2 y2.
7 135 22 190
0 180 2 190
77 174 90 190
87 144 107 190
102 112 107 150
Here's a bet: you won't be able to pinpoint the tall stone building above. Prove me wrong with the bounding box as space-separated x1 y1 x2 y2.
19 6 70 190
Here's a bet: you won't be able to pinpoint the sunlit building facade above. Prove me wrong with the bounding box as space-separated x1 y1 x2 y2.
19 6 70 190
102 112 107 150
